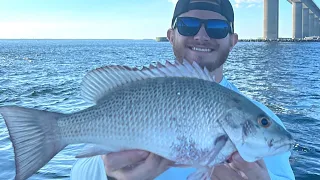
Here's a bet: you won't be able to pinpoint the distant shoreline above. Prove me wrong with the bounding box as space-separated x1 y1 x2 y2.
238 38 320 42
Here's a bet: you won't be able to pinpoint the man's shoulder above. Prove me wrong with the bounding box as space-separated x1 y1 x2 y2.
219 76 241 93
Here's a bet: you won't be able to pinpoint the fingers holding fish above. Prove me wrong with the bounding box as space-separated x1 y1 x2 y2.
210 163 245 180
226 152 270 180
125 153 173 180
104 152 173 180
102 150 149 172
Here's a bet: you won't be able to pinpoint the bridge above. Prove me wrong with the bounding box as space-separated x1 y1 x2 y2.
264 0 320 40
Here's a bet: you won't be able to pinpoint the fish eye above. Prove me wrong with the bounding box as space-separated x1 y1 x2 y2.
258 116 271 128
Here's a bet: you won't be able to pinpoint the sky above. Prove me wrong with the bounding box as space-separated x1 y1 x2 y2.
0 0 319 39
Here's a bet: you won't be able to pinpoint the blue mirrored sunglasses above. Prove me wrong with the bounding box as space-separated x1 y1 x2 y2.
173 17 233 39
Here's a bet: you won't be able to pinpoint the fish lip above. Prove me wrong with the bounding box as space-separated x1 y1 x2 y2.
271 137 295 150
273 143 294 151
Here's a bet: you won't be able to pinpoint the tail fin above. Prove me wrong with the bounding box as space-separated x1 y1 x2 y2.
0 106 68 180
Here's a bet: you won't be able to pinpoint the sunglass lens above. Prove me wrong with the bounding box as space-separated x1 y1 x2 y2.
206 20 230 39
176 17 200 36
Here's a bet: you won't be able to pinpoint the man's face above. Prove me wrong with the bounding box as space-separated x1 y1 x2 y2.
167 9 238 72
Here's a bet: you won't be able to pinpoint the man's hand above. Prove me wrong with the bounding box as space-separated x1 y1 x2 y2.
101 150 270 180
101 150 173 180
211 152 271 180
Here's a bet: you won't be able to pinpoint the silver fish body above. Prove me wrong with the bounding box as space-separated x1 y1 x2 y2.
59 77 236 165
0 60 294 180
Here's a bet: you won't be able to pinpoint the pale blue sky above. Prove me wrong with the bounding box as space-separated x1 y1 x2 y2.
0 0 319 39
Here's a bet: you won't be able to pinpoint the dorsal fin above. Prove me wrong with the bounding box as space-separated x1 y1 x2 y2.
81 60 216 104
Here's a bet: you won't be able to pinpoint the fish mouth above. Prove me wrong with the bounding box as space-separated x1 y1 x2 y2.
269 135 295 152
274 143 294 152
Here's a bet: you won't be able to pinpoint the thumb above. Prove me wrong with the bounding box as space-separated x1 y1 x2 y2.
231 152 270 180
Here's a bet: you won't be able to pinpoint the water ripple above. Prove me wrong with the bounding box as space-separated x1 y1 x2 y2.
0 40 319 179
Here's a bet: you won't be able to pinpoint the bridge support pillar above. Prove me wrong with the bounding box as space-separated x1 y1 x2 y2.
318 19 320 36
314 17 319 36
309 12 315 36
293 2 303 39
264 0 279 40
303 7 309 38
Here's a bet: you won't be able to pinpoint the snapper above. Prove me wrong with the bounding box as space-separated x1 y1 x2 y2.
0 60 294 180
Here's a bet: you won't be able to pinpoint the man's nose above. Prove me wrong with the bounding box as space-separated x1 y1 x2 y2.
194 25 210 42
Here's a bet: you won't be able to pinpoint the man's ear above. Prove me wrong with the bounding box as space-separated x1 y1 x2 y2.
167 28 174 45
229 33 238 51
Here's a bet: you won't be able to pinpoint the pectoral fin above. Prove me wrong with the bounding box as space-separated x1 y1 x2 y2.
187 135 228 180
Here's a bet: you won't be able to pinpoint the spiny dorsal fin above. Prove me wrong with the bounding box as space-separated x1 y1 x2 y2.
81 60 216 104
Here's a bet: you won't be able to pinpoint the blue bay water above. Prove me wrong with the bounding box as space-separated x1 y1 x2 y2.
0 39 319 180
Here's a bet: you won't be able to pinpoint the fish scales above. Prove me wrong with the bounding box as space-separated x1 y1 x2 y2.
57 77 228 164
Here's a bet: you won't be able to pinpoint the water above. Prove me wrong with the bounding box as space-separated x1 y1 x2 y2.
0 39 319 180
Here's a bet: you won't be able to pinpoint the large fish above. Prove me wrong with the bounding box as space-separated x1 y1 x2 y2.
0 60 294 180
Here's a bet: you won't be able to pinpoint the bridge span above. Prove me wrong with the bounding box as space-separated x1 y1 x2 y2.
264 0 320 40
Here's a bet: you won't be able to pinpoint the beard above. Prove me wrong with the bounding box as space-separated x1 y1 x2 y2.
193 49 230 72
172 41 231 72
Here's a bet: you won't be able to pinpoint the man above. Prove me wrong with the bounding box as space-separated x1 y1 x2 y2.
70 0 295 179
